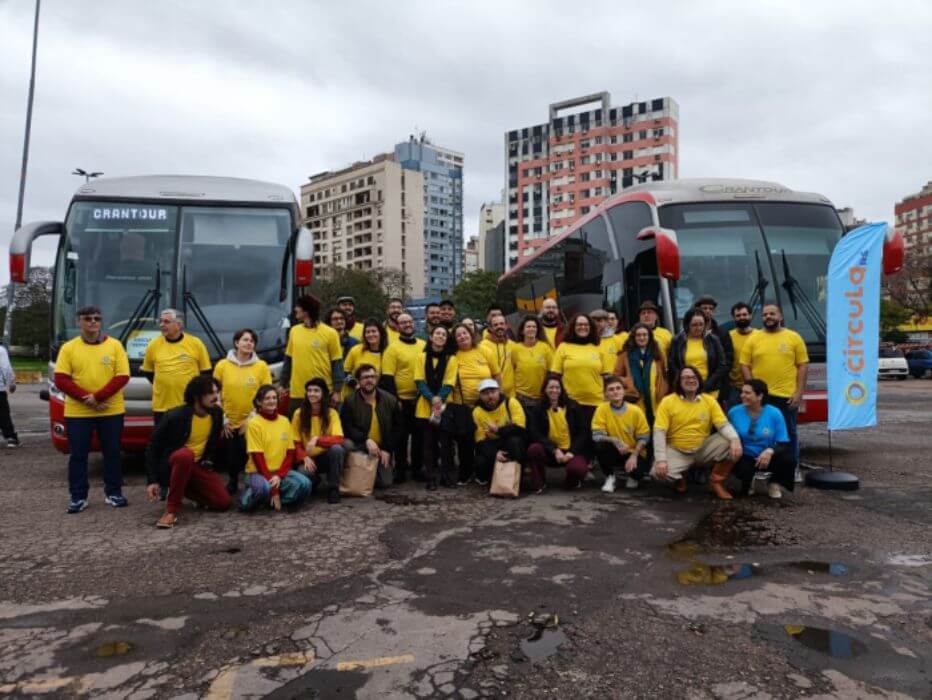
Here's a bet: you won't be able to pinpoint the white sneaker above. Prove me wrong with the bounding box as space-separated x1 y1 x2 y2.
625 477 639 490
768 483 782 499
601 475 616 493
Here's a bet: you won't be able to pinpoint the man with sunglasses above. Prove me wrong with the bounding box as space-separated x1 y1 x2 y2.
53 306 131 513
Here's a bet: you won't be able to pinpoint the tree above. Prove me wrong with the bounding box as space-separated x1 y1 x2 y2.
1 267 52 357
310 266 410 321
451 270 500 320
882 256 932 321
880 298 911 343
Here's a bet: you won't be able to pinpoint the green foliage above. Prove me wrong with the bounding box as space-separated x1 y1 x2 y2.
309 266 410 322
451 270 500 320
880 298 912 342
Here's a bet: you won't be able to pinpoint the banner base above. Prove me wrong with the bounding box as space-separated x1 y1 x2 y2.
804 470 860 491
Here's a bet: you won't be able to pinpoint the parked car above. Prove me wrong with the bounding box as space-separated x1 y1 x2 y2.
906 349 932 378
878 347 909 380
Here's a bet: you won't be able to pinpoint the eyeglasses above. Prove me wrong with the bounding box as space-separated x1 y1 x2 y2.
80 315 102 322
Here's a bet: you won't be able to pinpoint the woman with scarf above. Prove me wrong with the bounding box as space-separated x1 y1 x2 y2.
291 378 346 504
414 325 459 489
614 322 669 428
212 328 273 493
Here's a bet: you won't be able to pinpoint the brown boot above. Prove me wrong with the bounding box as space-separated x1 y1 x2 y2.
709 461 734 500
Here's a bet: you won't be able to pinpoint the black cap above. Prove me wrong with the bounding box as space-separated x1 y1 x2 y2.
638 300 660 313
694 295 718 308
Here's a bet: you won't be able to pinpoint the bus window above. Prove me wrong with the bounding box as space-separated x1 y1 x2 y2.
563 215 612 316
607 201 656 327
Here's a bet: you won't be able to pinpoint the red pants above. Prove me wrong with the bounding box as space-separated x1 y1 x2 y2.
526 443 589 490
167 448 232 514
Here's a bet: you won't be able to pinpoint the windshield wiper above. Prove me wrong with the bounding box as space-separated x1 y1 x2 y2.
779 249 826 342
746 250 769 319
181 265 226 358
118 263 163 346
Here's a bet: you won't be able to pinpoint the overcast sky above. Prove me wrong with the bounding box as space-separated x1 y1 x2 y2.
1 0 930 287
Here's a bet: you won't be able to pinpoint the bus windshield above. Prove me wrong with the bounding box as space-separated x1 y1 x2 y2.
658 202 842 354
53 202 292 360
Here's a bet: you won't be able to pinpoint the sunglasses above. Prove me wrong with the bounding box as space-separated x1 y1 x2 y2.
81 315 102 322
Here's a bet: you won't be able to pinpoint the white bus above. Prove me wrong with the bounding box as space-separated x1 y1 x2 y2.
9 175 313 451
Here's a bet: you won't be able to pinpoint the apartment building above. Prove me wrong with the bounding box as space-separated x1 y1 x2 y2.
895 181 932 263
477 201 504 271
504 92 679 269
300 155 426 298
464 236 479 274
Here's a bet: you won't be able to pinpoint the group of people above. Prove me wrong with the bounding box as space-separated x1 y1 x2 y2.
53 290 809 527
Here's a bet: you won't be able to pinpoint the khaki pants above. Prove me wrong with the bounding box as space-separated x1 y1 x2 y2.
652 433 731 480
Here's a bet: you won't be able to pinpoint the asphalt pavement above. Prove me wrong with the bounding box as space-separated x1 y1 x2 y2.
0 380 929 698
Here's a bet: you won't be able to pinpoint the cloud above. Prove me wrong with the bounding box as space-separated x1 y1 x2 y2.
1 0 930 288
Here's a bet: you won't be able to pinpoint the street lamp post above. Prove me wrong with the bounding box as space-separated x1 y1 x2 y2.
72 168 103 183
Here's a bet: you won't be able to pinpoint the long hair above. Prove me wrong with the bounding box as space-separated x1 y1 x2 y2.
674 365 703 398
362 318 388 352
298 377 331 439
541 375 566 408
682 308 706 336
562 313 598 345
622 322 661 358
185 375 220 407
742 378 769 402
295 294 321 325
517 315 545 344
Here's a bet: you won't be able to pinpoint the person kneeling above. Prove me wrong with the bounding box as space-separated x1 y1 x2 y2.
651 366 742 499
526 377 588 493
147 376 232 528
472 379 526 486
291 378 346 504
340 364 403 487
240 385 312 511
592 376 651 493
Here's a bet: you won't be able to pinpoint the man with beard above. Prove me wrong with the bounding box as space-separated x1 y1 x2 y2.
380 313 427 482
727 302 758 408
337 296 363 342
694 295 734 396
439 299 458 327
424 303 443 334
638 301 672 359
740 304 808 478
340 364 403 481
384 298 405 344
480 314 516 398
472 379 526 485
538 297 563 348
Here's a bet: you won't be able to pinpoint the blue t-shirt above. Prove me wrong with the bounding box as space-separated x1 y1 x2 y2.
727 404 789 458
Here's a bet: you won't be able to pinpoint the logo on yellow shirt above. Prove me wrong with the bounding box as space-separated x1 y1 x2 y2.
178 353 191 361
312 339 322 349
246 376 257 386
280 431 289 441
590 353 599 361
698 411 707 421
101 356 112 366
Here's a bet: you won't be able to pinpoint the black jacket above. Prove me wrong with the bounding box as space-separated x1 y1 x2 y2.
527 403 560 452
339 388 403 452
668 332 729 395
146 405 224 486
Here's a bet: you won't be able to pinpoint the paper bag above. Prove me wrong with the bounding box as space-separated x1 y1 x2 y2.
340 451 378 497
489 460 521 498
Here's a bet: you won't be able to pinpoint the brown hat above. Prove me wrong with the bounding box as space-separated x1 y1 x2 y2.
638 300 660 313
589 309 609 320
695 295 718 308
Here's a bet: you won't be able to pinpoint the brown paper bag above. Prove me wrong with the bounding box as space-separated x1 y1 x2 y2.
489 460 521 498
340 451 378 497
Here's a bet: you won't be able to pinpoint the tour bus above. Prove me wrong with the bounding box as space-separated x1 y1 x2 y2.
497 178 905 423
9 175 314 452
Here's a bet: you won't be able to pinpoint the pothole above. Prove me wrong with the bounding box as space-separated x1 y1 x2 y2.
376 494 428 506
94 641 134 658
783 625 867 658
521 628 567 662
675 506 784 549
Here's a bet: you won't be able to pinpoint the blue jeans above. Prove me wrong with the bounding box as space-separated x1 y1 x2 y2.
767 396 799 467
66 415 124 500
239 471 313 511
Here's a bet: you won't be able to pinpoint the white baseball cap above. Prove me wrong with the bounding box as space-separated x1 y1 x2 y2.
478 378 500 392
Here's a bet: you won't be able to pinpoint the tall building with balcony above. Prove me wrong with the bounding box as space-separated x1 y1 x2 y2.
300 154 426 298
504 92 679 269
394 135 464 296
895 181 932 263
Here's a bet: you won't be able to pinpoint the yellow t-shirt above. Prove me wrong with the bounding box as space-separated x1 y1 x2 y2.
290 407 344 457
654 393 728 453
368 407 382 444
54 336 130 418
414 353 459 419
212 358 272 427
551 342 613 406
285 323 342 395
652 326 673 359
385 324 401 345
685 338 709 381
729 329 758 387
739 328 809 399
345 322 364 342
511 341 554 400
453 345 501 405
591 401 650 451
480 339 516 398
382 337 426 400
541 325 560 348
545 405 571 450
598 335 623 373
185 413 213 461
141 333 212 412
343 344 382 399
472 397 526 442
245 414 293 474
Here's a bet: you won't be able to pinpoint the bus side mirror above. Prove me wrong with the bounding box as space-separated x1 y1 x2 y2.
882 226 905 276
637 226 680 281
9 221 63 283
294 227 314 287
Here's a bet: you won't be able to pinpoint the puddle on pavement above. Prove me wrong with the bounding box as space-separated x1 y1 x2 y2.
521 628 567 662
787 561 848 576
94 641 134 657
676 562 760 585
784 625 867 658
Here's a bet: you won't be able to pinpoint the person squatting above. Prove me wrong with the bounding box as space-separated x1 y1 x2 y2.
56 293 807 527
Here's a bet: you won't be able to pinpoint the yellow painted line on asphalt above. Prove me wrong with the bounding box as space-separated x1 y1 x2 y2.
204 652 316 700
336 654 416 671
253 652 315 668
0 677 77 694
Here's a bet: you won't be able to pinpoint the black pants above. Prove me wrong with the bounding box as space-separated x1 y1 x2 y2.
220 431 248 489
595 442 650 479
567 401 597 459
732 444 795 492
475 434 525 483
0 391 17 441
421 419 454 484
395 399 423 478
